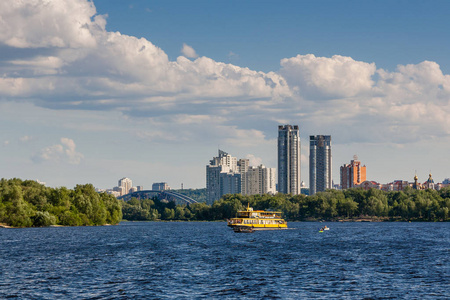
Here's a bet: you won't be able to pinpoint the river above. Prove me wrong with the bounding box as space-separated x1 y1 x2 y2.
1 221 449 299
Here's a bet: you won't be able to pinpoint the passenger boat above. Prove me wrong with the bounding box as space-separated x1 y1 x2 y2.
227 205 288 232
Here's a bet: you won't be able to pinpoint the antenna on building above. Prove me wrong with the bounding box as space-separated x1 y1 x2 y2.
181 183 183 190
353 154 358 161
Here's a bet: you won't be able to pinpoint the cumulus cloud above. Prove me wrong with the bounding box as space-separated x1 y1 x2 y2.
181 43 198 58
32 138 84 164
0 0 290 115
280 54 376 99
0 0 449 149
275 54 450 145
0 0 104 48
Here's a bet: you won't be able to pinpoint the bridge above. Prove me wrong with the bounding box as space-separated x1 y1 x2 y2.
117 190 198 205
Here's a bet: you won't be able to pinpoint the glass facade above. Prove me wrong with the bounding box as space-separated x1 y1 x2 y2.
309 135 332 195
277 125 301 195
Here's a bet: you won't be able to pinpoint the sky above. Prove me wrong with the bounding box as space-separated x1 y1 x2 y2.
1 0 449 190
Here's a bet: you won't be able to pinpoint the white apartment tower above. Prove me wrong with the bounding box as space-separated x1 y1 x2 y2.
118 177 132 195
206 150 240 204
242 165 276 196
238 158 250 193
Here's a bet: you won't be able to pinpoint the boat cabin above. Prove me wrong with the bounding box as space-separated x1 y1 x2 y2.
236 209 282 219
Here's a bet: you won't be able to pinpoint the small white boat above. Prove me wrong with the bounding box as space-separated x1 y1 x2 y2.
320 226 330 231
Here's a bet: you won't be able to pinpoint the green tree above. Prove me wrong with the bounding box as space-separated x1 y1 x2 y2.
175 206 186 220
32 211 57 227
162 208 175 220
4 186 33 227
338 198 359 218
59 210 83 226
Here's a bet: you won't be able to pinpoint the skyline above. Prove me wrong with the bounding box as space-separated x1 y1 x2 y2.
1 0 449 190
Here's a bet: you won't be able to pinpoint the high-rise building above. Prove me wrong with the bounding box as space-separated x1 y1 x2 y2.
242 165 276 196
118 177 132 195
238 158 250 193
309 135 332 195
277 125 301 195
206 150 239 204
340 155 366 189
220 171 241 197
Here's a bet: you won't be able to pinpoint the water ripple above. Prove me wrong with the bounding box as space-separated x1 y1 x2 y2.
0 222 449 299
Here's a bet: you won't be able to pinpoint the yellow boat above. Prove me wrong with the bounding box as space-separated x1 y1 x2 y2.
227 205 288 232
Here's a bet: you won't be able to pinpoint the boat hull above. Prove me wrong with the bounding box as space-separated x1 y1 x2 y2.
228 224 288 232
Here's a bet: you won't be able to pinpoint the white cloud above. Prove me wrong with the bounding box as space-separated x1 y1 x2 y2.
275 54 450 146
3 141 10 146
0 0 104 48
181 43 198 58
0 0 291 113
32 138 84 164
280 54 376 99
0 0 448 153
245 154 263 166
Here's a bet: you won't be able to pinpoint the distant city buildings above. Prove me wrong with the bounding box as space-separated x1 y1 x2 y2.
206 150 276 204
415 173 435 190
436 178 450 190
277 125 301 195
340 155 366 189
357 174 449 191
206 150 240 204
152 182 170 191
241 165 276 196
309 135 332 195
101 124 449 200
118 177 132 194
104 177 143 197
113 185 126 196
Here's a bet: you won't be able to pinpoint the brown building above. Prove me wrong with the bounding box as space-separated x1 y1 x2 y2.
340 155 366 189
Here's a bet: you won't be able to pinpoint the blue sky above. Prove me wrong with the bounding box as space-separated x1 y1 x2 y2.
1 0 449 190
94 0 450 73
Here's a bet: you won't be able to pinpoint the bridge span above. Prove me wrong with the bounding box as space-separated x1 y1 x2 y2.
117 190 198 205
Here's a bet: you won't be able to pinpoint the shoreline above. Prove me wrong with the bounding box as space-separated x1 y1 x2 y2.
0 223 118 229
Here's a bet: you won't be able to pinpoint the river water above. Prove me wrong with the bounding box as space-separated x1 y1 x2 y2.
0 222 449 299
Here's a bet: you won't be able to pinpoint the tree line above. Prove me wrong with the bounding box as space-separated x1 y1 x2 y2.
2 177 448 227
0 178 122 227
123 186 450 222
